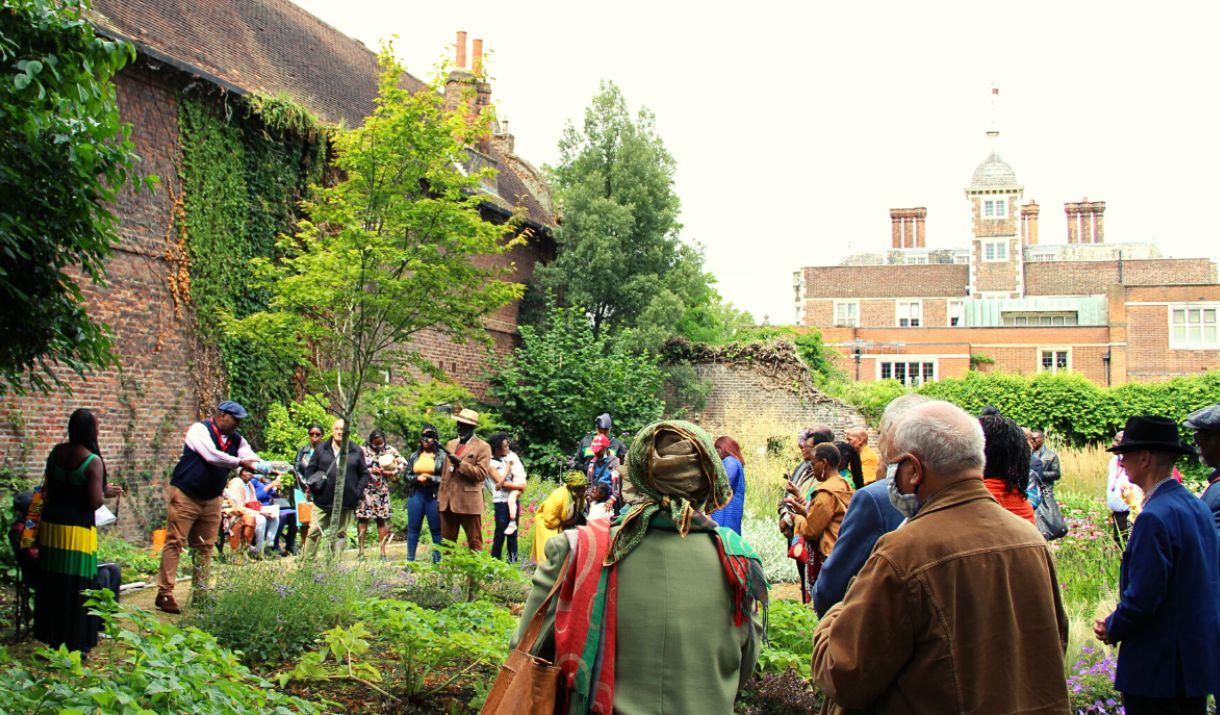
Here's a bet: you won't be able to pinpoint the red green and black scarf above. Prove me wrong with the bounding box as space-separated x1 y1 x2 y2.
554 511 767 714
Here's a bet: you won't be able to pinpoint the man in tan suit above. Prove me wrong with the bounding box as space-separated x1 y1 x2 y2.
439 408 492 550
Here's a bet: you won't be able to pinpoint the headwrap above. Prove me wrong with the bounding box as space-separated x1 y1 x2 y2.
563 470 589 487
607 420 731 565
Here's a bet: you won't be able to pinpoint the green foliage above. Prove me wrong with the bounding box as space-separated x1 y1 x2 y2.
177 91 322 437
362 381 501 448
97 533 160 579
430 540 527 603
488 306 665 455
718 327 844 386
0 0 152 391
917 370 1220 446
826 379 909 425
262 394 332 460
1053 493 1121 614
757 599 819 674
536 81 746 347
185 560 393 665
1066 645 1122 714
231 46 522 527
0 589 319 713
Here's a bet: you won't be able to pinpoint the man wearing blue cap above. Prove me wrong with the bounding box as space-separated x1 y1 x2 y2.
1186 404 1220 536
156 401 263 614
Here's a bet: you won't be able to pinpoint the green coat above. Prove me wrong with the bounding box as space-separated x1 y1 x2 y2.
511 516 762 714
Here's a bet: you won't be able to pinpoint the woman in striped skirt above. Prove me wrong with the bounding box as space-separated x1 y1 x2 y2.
34 408 122 656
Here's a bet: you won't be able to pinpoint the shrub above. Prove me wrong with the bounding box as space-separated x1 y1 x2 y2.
97 533 160 580
282 598 516 702
261 395 332 460
736 668 824 714
0 589 319 713
488 306 665 455
825 379 908 424
742 513 796 585
429 540 527 603
1052 493 1121 617
917 370 1220 446
1066 645 1123 714
185 560 395 665
757 598 818 674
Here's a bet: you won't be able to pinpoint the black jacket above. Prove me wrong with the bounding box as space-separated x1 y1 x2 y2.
403 447 446 495
304 442 370 511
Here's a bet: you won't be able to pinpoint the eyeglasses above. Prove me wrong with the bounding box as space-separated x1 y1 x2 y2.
308 431 322 437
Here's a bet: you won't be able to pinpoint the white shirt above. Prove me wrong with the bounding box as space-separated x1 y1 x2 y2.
487 451 527 503
184 421 258 469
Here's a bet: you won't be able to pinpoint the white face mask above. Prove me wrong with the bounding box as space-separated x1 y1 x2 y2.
886 462 921 519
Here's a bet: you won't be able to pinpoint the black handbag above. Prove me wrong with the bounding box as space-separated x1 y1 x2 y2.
1035 487 1068 541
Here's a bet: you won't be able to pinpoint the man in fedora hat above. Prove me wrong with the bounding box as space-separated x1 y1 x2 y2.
438 408 492 550
1185 404 1220 535
1094 415 1220 715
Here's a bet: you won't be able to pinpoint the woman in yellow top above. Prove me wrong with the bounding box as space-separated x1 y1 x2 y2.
783 442 854 592
530 471 588 564
403 425 446 563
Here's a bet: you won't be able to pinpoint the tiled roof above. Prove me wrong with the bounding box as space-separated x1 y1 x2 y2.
89 0 555 229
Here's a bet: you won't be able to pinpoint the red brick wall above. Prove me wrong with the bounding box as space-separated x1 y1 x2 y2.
0 60 551 517
0 64 196 536
801 265 968 298
1026 258 1216 295
1119 285 1220 382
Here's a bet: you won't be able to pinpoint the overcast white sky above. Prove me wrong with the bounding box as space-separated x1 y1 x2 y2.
295 0 1220 323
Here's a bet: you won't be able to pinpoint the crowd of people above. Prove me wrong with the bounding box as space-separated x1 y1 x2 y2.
14 392 1220 714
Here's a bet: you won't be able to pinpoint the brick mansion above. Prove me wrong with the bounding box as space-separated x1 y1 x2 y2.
794 129 1220 386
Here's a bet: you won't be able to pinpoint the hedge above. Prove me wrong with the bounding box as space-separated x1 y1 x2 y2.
836 371 1220 447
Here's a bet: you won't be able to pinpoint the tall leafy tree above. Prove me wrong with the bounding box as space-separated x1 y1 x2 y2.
231 48 522 541
537 82 749 346
0 0 152 391
537 82 684 338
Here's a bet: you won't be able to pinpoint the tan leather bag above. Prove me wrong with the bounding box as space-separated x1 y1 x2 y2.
480 559 571 714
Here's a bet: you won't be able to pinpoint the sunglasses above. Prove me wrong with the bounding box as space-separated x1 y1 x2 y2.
308 431 322 437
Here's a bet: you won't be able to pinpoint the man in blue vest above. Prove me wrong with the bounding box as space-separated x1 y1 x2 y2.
156 401 263 614
1094 415 1220 715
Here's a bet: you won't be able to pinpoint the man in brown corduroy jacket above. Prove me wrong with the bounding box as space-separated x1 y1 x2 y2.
812 401 1070 715
438 408 492 550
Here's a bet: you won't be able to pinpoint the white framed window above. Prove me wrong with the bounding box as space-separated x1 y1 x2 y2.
947 299 965 327
906 253 928 265
982 241 1008 262
1038 348 1071 374
983 198 1008 219
896 300 923 327
879 359 937 387
953 253 971 265
833 300 860 327
1169 305 1219 349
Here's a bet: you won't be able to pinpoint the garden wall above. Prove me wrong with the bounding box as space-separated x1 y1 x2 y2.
686 343 868 438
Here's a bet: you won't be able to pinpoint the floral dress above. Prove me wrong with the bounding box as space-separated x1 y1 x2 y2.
357 444 405 520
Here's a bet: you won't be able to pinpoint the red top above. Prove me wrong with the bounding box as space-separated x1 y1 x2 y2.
983 478 1035 523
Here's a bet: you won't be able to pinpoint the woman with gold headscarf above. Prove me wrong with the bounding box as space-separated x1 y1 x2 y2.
504 421 767 715
528 470 587 564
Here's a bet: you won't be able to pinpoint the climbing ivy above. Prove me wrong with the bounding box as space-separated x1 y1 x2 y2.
176 93 325 439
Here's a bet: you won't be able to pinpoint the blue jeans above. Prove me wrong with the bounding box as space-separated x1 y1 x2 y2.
491 501 518 563
407 487 441 562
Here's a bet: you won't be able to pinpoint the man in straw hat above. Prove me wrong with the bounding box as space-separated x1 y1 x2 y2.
1094 415 1220 715
438 408 492 551
508 420 766 713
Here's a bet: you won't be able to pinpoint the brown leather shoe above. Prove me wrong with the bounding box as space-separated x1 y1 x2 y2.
155 593 181 614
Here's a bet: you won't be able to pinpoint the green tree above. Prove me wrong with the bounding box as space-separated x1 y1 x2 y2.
538 81 747 343
488 306 664 462
0 0 153 391
230 47 522 543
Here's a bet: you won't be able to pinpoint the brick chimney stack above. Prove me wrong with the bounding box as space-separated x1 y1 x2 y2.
443 31 493 152
1065 199 1105 244
1021 201 1039 245
889 208 927 248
